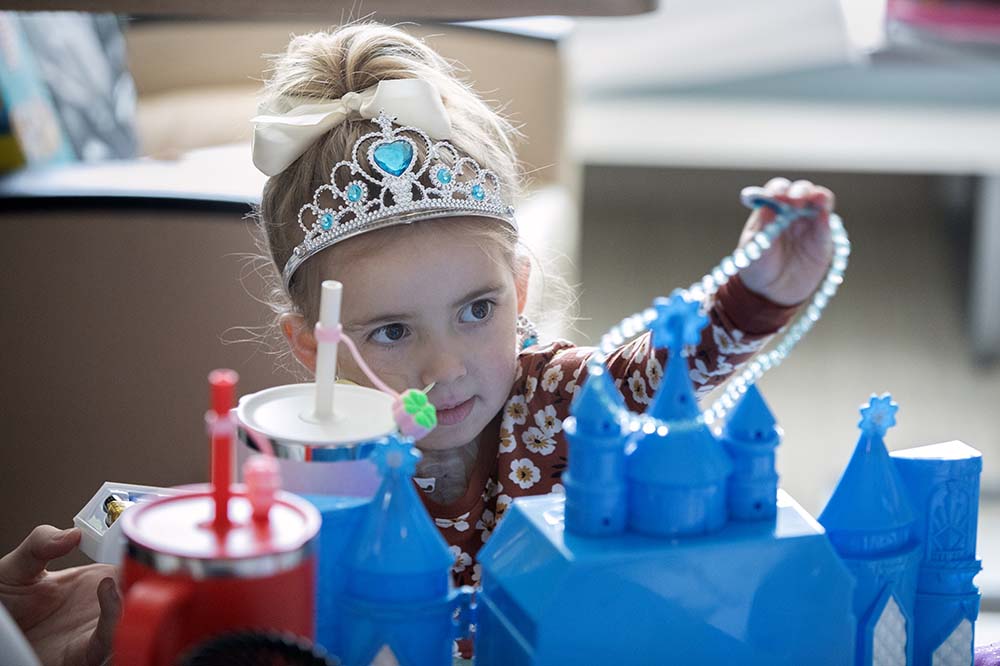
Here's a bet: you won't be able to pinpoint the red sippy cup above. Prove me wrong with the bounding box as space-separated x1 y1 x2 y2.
113 370 321 666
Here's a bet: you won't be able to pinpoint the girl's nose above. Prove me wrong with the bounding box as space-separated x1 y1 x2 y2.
420 347 467 388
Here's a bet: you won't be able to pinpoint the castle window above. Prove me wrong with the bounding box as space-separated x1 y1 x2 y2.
932 618 973 666
872 595 907 666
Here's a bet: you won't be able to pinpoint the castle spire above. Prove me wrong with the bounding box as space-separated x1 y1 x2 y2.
723 384 778 446
626 291 731 537
563 364 628 536
820 395 922 666
570 363 626 436
819 394 915 556
646 290 706 423
339 435 458 665
720 384 781 521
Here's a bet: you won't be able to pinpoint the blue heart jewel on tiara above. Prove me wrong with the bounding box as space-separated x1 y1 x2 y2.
373 140 413 177
283 110 517 290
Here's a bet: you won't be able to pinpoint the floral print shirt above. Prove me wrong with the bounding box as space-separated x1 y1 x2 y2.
418 275 799 588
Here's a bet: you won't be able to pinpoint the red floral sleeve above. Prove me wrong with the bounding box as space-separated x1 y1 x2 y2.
601 274 799 411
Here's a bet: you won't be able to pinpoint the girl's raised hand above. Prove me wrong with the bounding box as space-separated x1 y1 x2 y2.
0 526 120 666
737 177 836 306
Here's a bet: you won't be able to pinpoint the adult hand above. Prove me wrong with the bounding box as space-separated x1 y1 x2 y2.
738 177 836 306
0 526 120 666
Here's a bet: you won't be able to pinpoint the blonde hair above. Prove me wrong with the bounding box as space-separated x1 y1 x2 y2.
255 23 525 327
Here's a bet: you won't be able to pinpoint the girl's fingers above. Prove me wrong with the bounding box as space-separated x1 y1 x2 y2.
808 185 835 211
787 179 813 199
764 177 790 195
743 179 836 248
87 577 121 666
765 179 835 213
0 526 80 585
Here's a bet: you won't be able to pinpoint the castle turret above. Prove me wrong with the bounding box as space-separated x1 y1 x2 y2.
819 394 921 666
720 384 781 521
563 363 628 536
626 291 732 537
338 435 462 666
891 440 982 666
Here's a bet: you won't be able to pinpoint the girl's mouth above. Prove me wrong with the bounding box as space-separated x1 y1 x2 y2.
436 397 475 426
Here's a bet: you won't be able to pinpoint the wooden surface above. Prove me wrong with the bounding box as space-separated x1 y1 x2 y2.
0 0 656 19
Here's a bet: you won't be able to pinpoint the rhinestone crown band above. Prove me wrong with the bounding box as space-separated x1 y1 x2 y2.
283 110 516 287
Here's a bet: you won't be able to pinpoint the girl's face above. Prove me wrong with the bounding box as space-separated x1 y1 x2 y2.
302 222 523 451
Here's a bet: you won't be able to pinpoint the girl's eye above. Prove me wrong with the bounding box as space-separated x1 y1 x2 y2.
369 323 409 345
460 299 495 323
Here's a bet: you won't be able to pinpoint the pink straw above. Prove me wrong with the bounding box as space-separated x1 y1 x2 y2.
314 322 400 399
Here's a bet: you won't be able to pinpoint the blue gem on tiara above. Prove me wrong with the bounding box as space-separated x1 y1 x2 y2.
283 110 517 289
373 140 413 176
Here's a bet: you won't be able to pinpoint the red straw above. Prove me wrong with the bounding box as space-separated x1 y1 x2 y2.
208 369 239 532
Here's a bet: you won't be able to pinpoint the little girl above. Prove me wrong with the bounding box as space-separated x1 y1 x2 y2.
0 22 834 666
253 23 835 589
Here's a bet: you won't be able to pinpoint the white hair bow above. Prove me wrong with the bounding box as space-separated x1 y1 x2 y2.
251 78 453 177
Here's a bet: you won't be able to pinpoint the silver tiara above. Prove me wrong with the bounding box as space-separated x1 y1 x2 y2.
283 110 516 287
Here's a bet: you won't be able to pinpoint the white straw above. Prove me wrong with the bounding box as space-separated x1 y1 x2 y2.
314 280 342 420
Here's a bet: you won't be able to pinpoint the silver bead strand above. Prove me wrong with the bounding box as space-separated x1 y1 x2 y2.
587 204 851 430
704 212 850 425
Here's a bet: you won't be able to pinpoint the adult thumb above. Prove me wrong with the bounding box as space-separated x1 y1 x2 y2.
0 526 80 585
86 577 121 666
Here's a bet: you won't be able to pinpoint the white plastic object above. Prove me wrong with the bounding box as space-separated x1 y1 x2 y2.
235 437 382 497
314 280 342 420
237 383 395 447
73 481 181 565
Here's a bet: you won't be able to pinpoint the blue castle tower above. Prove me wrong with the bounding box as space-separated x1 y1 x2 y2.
892 441 982 666
720 384 781 522
819 394 922 665
627 291 733 536
562 363 628 535
337 435 470 666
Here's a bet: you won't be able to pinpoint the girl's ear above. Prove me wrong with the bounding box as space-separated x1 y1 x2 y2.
514 254 531 315
280 313 318 373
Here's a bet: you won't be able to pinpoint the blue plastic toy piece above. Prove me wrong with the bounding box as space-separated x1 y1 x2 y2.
562 364 628 536
475 363 986 665
627 291 732 537
819 394 922 665
302 493 373 656
891 441 982 666
720 384 781 521
475 492 856 665
648 289 709 351
337 434 469 666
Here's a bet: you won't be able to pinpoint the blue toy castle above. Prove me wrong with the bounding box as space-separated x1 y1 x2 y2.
472 293 983 665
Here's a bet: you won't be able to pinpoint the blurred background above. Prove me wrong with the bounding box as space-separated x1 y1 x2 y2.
0 0 998 646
